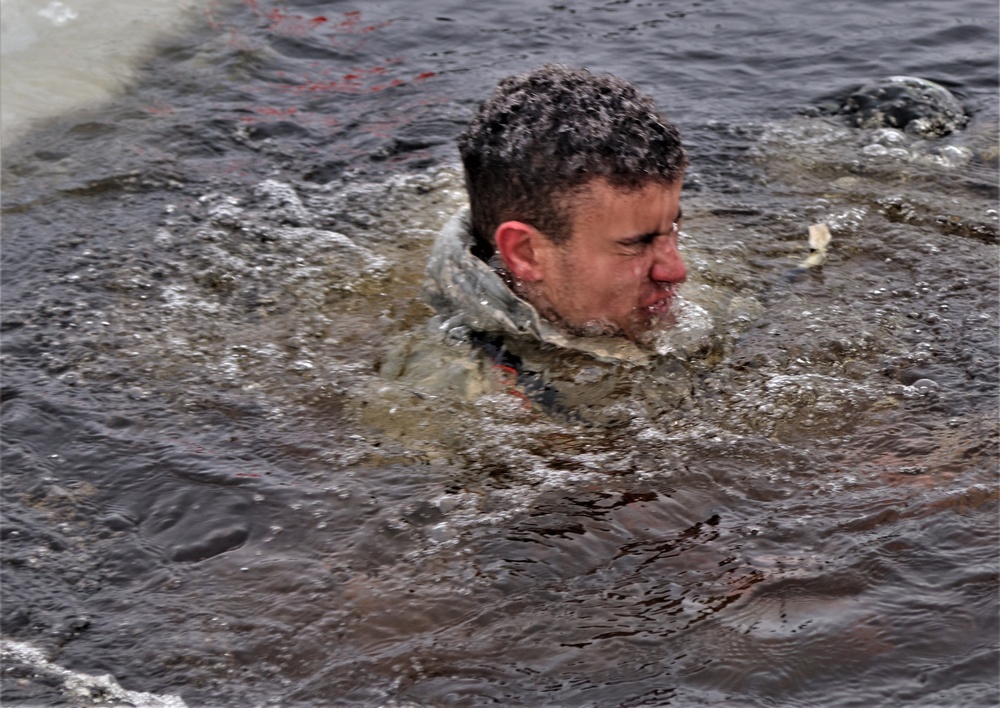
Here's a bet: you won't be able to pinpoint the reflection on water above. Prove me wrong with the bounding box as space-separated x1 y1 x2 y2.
0 0 206 148
1 0 997 705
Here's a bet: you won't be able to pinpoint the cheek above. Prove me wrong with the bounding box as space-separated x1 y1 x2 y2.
615 260 649 294
598 261 649 307
561 256 646 305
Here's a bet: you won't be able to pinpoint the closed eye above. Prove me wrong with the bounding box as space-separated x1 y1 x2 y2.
617 215 682 251
619 232 659 249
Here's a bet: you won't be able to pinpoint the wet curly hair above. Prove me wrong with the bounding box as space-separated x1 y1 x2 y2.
458 64 688 261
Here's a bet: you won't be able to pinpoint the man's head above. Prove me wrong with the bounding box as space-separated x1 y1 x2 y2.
457 64 689 341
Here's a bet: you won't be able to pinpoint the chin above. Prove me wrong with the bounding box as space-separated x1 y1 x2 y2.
649 304 679 330
565 317 625 339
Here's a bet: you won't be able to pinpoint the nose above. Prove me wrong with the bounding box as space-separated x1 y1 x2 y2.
650 234 687 284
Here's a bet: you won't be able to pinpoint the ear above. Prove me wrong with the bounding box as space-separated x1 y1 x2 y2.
494 221 547 282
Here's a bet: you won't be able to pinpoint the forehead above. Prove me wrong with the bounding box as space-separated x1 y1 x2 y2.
567 178 682 233
570 175 679 207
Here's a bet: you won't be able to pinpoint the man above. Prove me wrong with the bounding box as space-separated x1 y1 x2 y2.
425 64 690 363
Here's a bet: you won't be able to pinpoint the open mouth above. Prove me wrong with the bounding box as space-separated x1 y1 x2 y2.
643 287 679 321
625 291 680 341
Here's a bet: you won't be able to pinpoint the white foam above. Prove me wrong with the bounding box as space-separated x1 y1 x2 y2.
1 638 187 707
650 297 714 358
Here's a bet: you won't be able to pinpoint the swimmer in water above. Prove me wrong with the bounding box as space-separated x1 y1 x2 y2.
426 64 690 353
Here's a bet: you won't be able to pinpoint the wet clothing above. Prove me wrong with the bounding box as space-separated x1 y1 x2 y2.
381 208 699 424
422 208 656 365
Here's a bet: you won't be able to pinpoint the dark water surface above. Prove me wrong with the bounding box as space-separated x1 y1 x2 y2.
2 0 998 705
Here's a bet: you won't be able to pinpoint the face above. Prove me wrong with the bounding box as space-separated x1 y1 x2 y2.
524 178 687 341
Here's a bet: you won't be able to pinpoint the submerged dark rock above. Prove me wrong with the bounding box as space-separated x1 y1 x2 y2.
839 76 969 137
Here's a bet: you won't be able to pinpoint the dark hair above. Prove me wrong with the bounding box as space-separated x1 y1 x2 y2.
458 64 688 261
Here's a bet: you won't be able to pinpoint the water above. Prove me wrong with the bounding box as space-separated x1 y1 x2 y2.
0 0 205 149
2 0 998 705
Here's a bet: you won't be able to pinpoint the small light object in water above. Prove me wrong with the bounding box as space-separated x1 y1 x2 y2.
801 223 832 268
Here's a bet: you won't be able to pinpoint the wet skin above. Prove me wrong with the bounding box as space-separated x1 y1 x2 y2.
498 177 687 341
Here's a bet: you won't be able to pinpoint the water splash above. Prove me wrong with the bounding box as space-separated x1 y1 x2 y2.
1 639 187 707
648 296 714 358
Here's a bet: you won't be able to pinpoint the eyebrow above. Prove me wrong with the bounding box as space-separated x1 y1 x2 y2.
617 208 684 246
